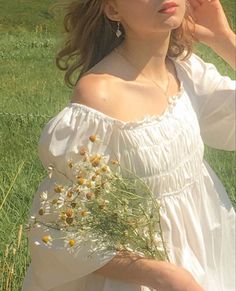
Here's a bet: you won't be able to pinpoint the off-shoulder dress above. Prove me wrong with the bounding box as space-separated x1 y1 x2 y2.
22 53 236 291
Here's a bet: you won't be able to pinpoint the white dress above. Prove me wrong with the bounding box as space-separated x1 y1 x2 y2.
22 53 236 291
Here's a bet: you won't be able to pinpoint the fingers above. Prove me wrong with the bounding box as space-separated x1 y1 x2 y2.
187 0 212 9
187 0 202 9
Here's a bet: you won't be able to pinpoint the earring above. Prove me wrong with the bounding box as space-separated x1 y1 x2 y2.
116 21 122 38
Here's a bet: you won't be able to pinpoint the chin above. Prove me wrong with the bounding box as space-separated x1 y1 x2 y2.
159 16 184 31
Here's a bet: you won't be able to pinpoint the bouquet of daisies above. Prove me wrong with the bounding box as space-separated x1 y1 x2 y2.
28 134 169 261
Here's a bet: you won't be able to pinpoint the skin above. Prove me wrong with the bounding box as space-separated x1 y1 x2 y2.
70 0 235 289
188 0 235 68
93 254 204 291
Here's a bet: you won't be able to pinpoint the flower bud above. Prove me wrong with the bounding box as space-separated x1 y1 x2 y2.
38 208 44 216
79 146 88 155
89 135 97 142
86 192 95 200
66 208 73 218
71 202 77 208
67 160 73 168
66 217 74 225
52 199 58 205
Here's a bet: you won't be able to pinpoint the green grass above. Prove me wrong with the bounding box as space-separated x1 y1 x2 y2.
0 1 235 290
0 0 57 33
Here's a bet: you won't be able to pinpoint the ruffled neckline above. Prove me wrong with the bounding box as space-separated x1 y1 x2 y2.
68 59 185 130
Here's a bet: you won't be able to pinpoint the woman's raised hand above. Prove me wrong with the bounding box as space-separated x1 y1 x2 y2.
187 0 233 46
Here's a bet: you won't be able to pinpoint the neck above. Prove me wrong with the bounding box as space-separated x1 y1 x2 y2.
118 31 171 82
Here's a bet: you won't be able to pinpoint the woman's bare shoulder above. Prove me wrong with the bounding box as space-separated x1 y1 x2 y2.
70 70 121 117
70 52 126 115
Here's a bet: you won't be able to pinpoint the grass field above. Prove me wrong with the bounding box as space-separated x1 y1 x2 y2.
0 1 235 290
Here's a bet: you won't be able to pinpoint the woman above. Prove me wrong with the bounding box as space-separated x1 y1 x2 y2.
22 0 235 290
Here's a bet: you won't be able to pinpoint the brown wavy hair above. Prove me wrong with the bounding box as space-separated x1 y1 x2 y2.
56 0 196 88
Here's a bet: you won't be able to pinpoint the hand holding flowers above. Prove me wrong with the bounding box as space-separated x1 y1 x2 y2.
27 134 169 263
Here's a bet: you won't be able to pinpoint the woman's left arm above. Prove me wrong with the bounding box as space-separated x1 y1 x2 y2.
188 0 236 69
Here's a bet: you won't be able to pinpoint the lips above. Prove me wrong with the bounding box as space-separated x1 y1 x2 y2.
158 2 178 12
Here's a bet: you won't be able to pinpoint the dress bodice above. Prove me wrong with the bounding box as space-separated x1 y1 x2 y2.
48 90 204 198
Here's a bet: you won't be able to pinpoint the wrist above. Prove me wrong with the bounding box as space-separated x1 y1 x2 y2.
211 29 235 47
208 29 236 69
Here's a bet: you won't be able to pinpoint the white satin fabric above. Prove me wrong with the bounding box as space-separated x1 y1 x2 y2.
22 53 236 291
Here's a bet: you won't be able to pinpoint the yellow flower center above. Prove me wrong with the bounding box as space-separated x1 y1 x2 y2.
101 165 108 172
54 184 64 193
67 191 73 198
80 211 89 217
78 178 85 185
68 239 75 247
42 235 52 244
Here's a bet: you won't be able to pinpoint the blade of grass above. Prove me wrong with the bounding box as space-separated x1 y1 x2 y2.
0 161 25 212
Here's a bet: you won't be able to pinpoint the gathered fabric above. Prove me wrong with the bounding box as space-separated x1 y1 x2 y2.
22 53 235 291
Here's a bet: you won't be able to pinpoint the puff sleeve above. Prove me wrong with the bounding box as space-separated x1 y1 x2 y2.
177 53 236 150
25 104 118 290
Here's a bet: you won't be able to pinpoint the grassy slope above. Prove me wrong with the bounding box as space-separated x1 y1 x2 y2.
0 1 235 290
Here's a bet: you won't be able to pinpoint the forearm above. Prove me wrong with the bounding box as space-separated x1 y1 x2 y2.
93 252 204 290
93 252 164 288
209 29 236 70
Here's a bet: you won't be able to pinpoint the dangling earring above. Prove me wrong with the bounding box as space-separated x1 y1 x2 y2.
116 21 122 38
